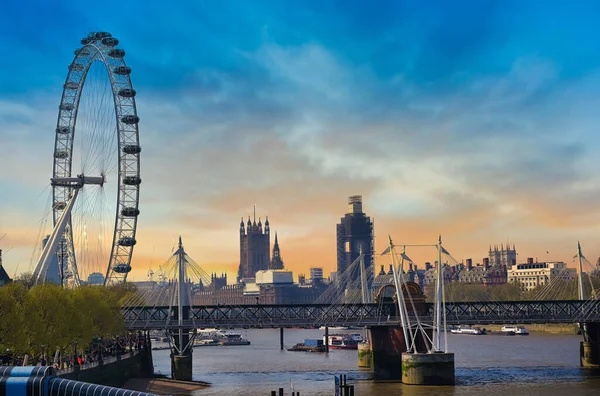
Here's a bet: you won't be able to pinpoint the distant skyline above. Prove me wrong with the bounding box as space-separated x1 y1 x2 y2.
2 1 600 282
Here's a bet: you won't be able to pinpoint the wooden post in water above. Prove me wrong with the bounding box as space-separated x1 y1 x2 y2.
278 388 284 396
271 391 276 396
280 327 284 350
325 327 329 353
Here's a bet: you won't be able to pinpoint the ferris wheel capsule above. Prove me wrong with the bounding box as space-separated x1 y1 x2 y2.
108 49 126 58
118 88 136 98
102 37 119 47
113 66 131 75
123 145 142 154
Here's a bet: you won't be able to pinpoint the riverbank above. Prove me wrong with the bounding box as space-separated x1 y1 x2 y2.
482 323 580 334
122 377 210 395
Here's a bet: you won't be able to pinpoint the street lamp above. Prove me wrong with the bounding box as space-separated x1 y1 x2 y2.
98 337 103 362
41 345 47 366
72 341 78 367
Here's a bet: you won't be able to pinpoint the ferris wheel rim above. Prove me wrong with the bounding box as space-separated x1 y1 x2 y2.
51 31 141 286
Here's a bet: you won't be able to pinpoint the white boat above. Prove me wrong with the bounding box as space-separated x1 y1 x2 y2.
220 332 251 346
450 326 485 335
193 339 220 347
501 325 529 335
197 328 219 333
319 326 350 330
350 333 364 342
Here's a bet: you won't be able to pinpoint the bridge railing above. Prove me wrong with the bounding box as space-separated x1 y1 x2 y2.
441 300 600 324
0 366 157 396
121 300 600 329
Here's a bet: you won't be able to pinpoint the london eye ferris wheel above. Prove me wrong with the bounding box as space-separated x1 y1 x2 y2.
33 32 141 287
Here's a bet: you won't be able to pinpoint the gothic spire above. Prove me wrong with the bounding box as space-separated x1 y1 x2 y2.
270 231 284 270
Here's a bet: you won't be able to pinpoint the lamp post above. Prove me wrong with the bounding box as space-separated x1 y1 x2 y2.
98 337 103 364
72 341 78 367
41 345 47 366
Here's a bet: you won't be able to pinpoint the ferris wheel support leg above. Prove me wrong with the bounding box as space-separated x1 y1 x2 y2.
33 188 81 285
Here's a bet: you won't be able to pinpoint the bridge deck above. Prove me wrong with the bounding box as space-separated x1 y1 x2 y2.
122 300 600 330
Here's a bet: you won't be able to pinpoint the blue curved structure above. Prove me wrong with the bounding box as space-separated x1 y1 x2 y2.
0 366 156 396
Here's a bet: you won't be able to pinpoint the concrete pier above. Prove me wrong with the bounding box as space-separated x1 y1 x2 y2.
357 342 372 369
401 352 455 385
581 323 600 368
370 326 405 379
171 353 193 382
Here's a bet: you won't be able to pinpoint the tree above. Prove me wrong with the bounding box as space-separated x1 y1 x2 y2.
14 272 36 289
0 283 25 353
489 283 523 301
23 284 75 356
72 286 125 339
108 283 138 306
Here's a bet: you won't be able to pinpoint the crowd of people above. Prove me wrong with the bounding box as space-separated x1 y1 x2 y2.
1 333 150 369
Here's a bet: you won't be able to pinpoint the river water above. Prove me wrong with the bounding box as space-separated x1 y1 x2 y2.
151 329 600 395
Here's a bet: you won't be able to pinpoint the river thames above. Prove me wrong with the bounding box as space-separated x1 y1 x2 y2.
151 329 600 395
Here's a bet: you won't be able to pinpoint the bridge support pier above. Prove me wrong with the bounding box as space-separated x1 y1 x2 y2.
402 352 455 385
357 339 372 369
581 323 600 368
370 325 442 382
370 326 405 380
172 352 193 381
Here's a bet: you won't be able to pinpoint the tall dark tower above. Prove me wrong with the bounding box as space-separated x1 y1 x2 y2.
238 207 271 281
336 195 374 279
270 232 284 270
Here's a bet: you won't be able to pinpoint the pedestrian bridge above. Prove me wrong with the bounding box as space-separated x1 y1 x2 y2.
122 299 600 330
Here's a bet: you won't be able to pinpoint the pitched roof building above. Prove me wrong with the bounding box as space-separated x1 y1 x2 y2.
0 250 13 286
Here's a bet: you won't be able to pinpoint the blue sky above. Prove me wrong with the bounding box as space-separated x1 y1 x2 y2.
2 0 600 280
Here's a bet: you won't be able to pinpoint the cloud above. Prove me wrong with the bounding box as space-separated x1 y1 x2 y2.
3 1 600 281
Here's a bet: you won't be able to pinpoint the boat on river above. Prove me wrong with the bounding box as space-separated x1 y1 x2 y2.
193 339 221 347
501 325 529 335
288 339 327 352
220 332 251 345
450 325 486 335
324 334 358 349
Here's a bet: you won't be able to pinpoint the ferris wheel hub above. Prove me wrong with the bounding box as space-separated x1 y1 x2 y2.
50 174 105 188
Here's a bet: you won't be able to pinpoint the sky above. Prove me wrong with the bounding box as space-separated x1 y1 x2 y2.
2 0 600 282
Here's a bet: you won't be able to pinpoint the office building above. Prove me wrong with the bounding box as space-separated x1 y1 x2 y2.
336 195 374 280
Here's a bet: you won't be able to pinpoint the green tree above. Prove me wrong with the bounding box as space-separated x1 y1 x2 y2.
72 286 124 338
14 272 36 289
489 283 523 301
108 283 138 306
23 284 76 356
0 283 25 353
0 282 128 359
